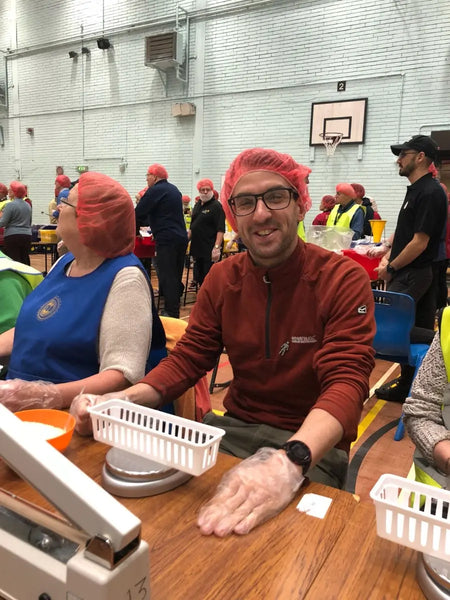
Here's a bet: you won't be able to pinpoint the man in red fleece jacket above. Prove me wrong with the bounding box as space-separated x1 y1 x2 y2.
73 148 375 537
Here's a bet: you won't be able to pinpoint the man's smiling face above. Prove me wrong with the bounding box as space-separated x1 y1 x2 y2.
233 171 302 269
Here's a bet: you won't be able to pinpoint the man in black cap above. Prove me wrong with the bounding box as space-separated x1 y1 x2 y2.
374 135 448 402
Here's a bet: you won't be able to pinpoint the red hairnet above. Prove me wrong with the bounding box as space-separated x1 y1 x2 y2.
197 178 214 191
336 183 356 199
55 175 71 189
147 164 168 179
221 148 312 232
428 163 438 178
77 172 135 258
138 187 148 198
0 183 7 198
182 195 191 203
9 181 27 199
350 183 365 199
321 195 336 211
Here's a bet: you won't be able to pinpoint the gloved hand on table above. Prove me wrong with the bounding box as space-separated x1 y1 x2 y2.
70 390 130 436
197 447 305 537
0 379 63 412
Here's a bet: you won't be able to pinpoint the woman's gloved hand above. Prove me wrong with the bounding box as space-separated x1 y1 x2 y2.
70 391 130 436
197 447 305 537
0 379 63 412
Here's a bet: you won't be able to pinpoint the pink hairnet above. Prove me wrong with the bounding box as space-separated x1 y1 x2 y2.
321 194 336 211
350 183 365 199
147 164 168 179
77 172 135 258
9 181 27 199
0 183 7 198
197 178 214 191
138 187 148 198
55 175 71 189
182 195 191 203
336 183 356 199
221 148 312 232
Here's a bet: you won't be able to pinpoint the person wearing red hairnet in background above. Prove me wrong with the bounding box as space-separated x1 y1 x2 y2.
0 172 166 418
0 181 32 264
135 164 188 318
0 183 11 212
188 178 226 287
326 183 365 240
351 182 377 237
311 194 336 226
74 148 375 536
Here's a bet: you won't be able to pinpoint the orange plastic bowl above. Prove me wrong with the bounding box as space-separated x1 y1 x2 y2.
14 409 76 452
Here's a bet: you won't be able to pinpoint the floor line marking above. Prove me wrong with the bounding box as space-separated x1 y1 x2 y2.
364 363 399 406
351 399 386 449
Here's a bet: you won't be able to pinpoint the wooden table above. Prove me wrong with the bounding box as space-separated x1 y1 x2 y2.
0 435 426 599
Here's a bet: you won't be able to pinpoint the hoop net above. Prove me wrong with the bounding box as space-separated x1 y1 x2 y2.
319 132 343 157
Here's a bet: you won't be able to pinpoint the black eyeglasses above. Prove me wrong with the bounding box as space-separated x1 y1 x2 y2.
398 150 418 159
59 198 77 211
228 187 298 216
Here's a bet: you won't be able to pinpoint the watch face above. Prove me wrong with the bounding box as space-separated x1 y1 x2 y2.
284 441 311 473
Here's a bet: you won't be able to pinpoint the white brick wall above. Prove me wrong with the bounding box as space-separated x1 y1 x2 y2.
0 0 449 235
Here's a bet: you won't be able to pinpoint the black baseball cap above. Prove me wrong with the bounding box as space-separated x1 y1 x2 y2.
391 135 439 160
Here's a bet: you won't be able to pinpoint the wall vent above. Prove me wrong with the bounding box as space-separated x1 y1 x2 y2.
145 32 185 70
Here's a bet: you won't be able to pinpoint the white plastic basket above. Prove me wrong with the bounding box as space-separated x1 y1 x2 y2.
89 400 225 477
370 473 450 561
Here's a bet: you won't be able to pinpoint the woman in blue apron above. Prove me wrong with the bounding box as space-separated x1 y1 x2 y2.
0 172 166 413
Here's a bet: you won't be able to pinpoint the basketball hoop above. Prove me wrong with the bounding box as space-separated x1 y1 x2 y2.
319 132 343 157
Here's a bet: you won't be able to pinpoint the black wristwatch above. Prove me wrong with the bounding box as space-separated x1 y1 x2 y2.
281 441 312 475
386 263 396 276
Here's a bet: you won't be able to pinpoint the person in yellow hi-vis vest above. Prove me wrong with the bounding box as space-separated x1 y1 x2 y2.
0 250 43 335
0 251 43 378
403 307 450 489
297 220 306 241
326 183 365 240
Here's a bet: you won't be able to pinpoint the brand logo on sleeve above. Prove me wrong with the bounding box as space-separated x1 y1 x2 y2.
357 305 367 314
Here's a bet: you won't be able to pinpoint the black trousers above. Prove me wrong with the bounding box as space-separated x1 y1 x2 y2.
4 234 31 265
193 255 213 286
388 265 435 386
156 240 187 318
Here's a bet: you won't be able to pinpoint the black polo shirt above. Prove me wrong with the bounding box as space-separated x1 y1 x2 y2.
391 173 447 268
190 198 225 257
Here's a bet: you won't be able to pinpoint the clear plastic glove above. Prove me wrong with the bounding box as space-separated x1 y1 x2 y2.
197 447 305 537
70 390 130 436
0 379 63 412
366 244 389 258
211 247 221 263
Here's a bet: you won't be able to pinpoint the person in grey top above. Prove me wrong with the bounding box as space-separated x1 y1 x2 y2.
0 181 32 265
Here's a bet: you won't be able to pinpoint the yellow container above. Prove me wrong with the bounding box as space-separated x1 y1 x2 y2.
39 229 58 243
369 220 386 244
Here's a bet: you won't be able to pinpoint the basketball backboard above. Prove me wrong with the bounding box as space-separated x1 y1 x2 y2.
310 98 368 146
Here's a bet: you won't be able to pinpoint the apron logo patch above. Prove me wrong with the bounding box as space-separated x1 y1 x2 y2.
37 296 61 320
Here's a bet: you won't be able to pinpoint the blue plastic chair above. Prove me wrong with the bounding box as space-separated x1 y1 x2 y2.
372 290 430 440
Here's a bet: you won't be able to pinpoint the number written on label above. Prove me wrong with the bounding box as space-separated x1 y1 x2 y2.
126 576 148 599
